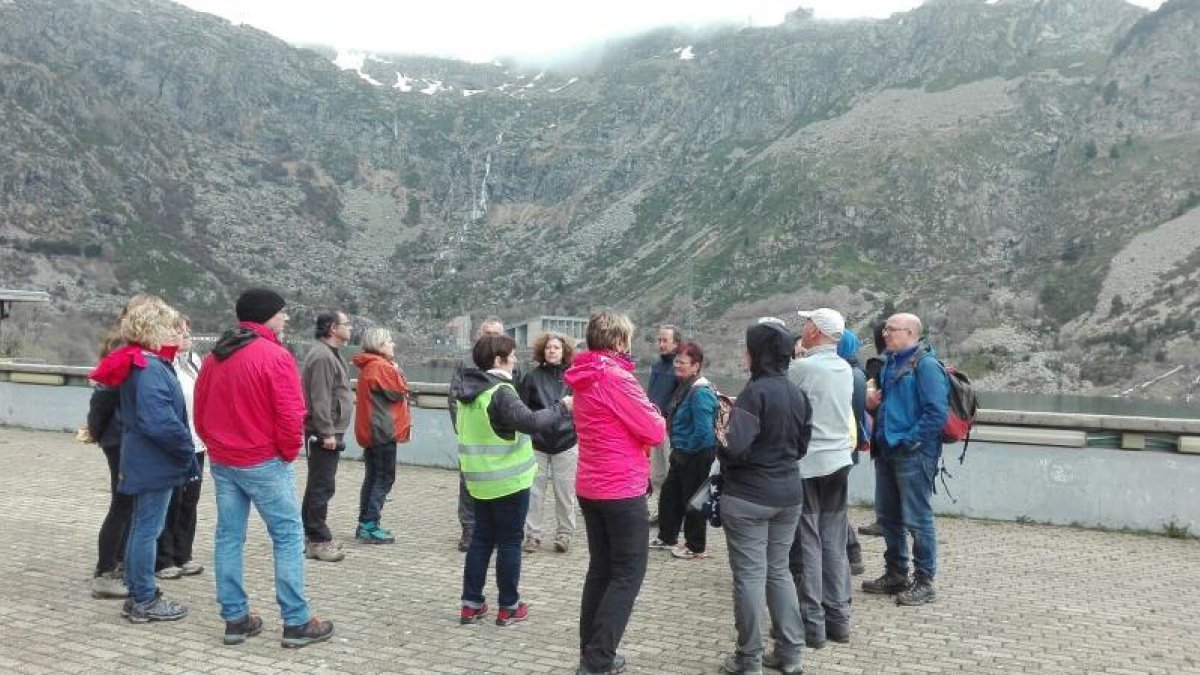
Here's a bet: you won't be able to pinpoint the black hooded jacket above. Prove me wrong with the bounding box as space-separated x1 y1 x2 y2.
718 320 811 508
456 368 569 441
518 363 577 454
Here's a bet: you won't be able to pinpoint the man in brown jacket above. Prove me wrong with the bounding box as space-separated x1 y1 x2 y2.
301 310 354 562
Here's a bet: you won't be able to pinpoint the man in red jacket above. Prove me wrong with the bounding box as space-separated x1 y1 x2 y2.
194 289 334 650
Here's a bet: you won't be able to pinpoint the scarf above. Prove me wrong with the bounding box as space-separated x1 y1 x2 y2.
89 343 179 387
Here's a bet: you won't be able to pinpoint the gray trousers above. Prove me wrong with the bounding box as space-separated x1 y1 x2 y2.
722 495 804 667
791 466 852 641
526 447 578 540
458 472 475 533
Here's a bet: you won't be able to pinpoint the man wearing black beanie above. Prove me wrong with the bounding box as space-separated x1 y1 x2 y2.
194 288 335 649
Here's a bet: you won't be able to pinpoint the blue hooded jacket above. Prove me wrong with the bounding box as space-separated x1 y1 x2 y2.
873 343 950 459
117 354 200 494
838 330 869 453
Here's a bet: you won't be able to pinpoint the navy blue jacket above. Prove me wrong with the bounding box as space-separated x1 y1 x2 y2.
117 353 199 494
646 352 676 415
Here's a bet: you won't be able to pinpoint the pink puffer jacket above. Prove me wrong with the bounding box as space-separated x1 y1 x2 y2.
565 350 666 500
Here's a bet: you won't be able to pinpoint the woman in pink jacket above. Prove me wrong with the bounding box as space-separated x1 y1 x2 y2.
564 311 665 675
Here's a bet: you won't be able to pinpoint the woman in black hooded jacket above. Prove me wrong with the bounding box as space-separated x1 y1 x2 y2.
518 332 579 553
717 318 812 675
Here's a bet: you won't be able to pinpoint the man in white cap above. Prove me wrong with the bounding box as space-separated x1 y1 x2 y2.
787 308 854 648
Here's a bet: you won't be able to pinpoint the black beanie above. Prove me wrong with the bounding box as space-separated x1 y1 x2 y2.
236 288 286 324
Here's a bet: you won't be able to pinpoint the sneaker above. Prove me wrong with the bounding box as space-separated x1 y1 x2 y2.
862 571 911 595
281 617 334 649
523 537 541 553
857 521 883 537
761 650 803 675
91 571 129 599
305 541 346 562
720 653 763 675
495 602 529 626
649 538 675 550
459 603 489 625
180 560 204 576
671 545 709 560
576 654 627 675
896 575 937 606
849 560 866 576
156 566 184 580
553 535 570 553
457 530 472 553
223 612 264 645
125 593 188 624
356 522 395 545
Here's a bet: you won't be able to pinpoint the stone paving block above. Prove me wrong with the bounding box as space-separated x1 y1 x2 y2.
0 427 1198 674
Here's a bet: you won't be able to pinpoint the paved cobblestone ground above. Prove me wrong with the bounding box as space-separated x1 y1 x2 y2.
0 427 1197 674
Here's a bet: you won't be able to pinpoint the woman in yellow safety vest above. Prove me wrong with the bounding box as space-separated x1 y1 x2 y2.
455 334 573 627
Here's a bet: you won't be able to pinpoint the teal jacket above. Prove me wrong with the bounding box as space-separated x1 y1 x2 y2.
669 377 718 453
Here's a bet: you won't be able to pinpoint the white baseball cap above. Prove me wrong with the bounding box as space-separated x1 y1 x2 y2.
796 308 845 338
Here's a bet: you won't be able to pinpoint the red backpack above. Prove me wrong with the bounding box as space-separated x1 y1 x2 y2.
898 348 980 463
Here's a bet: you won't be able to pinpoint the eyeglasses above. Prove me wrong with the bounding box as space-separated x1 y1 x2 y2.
882 325 911 334
674 359 695 367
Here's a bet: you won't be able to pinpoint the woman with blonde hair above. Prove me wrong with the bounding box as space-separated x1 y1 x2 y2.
519 332 578 553
350 327 411 544
89 296 199 623
564 311 665 675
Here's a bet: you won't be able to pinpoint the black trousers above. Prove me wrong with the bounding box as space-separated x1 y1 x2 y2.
656 449 715 553
156 452 206 570
302 436 342 543
96 445 134 575
579 495 649 673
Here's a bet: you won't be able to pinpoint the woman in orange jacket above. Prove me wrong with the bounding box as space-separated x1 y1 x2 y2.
351 327 412 544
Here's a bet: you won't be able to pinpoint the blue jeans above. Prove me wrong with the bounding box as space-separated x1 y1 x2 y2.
875 447 940 579
212 459 310 626
462 488 530 610
124 488 173 603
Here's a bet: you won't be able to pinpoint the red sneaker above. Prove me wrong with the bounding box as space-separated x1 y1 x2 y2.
459 603 489 625
495 602 529 626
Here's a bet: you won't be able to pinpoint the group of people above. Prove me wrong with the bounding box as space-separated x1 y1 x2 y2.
448 308 951 675
87 289 412 648
84 287 951 675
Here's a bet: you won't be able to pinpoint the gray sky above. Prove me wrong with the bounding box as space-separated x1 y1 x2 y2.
176 0 1165 63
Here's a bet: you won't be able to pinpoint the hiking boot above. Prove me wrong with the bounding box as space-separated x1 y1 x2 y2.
805 635 826 650
281 617 334 649
826 623 850 644
459 603 489 625
91 571 129 599
457 530 472 552
553 535 570 553
223 612 264 645
496 602 529 626
305 541 346 562
156 566 184 580
523 537 541 553
862 571 911 595
720 653 763 674
356 522 395 545
180 560 204 576
896 575 937 606
762 650 803 675
124 593 188 623
857 521 883 537
849 559 866 576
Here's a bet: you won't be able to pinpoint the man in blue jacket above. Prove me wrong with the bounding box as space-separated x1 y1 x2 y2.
862 313 949 606
645 324 680 524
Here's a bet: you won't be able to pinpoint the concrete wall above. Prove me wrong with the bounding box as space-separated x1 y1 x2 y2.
2 375 1197 533
847 441 1200 533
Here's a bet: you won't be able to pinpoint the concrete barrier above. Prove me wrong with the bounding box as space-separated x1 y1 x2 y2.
2 362 1197 532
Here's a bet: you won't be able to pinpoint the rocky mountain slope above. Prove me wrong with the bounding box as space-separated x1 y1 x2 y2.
0 0 1198 397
